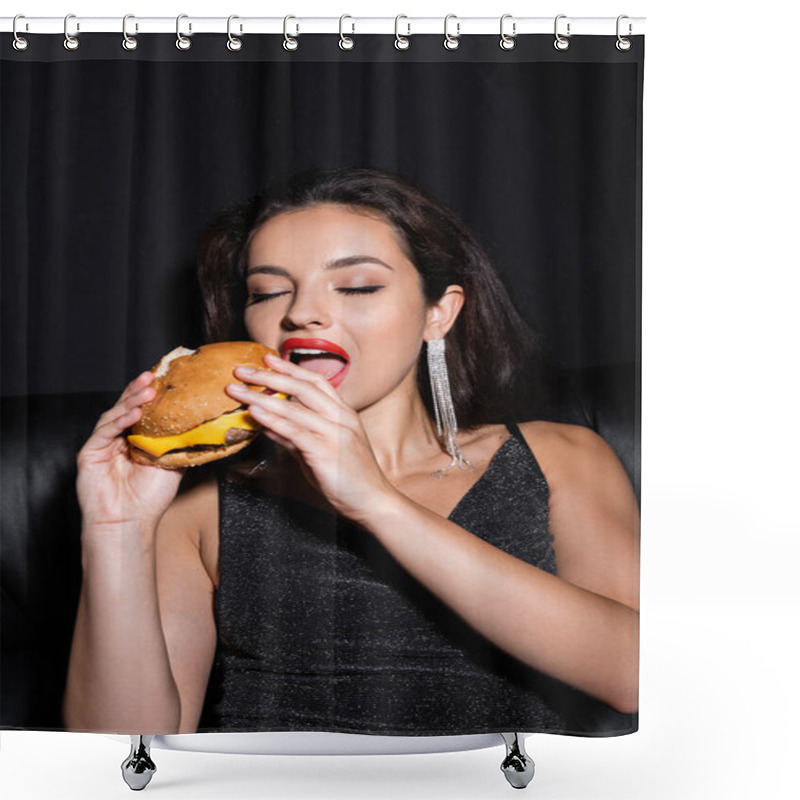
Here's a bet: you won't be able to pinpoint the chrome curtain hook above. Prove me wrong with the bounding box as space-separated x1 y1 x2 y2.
122 14 138 51
283 15 299 51
12 14 29 51
500 14 516 50
176 13 192 50
554 14 570 51
64 13 80 51
339 14 355 50
227 15 243 51
444 14 460 51
394 14 410 50
616 14 632 51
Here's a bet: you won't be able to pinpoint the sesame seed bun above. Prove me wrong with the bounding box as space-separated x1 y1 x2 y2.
126 341 287 469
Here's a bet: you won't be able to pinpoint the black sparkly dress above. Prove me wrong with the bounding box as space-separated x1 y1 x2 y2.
198 421 636 737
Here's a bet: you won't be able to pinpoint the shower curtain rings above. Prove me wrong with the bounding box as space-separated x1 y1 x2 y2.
500 14 516 50
122 15 138 51
339 15 355 50
444 14 460 50
394 15 410 50
616 15 632 51
12 15 28 51
227 15 242 51
283 16 299 51
64 14 80 51
554 15 570 51
176 14 192 50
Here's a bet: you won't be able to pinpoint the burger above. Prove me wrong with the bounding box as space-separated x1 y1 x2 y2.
126 341 288 469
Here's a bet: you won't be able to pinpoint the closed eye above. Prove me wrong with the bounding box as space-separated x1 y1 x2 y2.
339 286 384 295
247 286 384 304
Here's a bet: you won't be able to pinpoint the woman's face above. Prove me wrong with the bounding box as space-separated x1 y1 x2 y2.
243 203 455 410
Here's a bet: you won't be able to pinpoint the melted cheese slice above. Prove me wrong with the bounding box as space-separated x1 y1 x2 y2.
128 408 261 457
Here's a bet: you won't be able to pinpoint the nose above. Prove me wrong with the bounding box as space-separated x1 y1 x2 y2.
281 285 330 331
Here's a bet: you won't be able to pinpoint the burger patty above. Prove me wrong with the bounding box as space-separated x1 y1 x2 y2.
130 427 258 457
225 427 257 445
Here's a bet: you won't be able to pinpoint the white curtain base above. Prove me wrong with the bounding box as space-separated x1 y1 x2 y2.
104 730 519 755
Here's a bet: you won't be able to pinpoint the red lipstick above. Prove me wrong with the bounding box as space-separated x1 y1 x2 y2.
280 338 351 362
279 338 351 388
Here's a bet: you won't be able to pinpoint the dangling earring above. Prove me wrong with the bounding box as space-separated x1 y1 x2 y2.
426 337 475 478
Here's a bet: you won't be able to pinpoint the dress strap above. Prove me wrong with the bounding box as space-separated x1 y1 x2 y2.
504 420 524 441
504 420 540 468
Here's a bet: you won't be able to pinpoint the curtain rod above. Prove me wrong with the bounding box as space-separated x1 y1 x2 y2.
1 16 646 37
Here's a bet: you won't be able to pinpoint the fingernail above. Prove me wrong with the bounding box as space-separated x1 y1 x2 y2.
266 354 283 364
237 367 256 375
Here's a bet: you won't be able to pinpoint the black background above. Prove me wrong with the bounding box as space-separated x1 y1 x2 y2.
1 34 642 399
0 31 643 732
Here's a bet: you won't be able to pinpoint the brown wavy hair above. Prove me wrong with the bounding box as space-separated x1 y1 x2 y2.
196 166 551 429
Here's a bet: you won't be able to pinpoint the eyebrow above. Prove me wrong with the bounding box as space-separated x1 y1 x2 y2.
246 255 395 278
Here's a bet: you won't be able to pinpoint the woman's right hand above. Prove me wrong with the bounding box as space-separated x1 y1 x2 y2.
76 371 185 528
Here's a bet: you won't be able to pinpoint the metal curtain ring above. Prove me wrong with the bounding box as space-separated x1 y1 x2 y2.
339 14 355 50
227 15 242 51
444 14 460 50
283 15 299 51
64 13 80 51
616 15 632 51
554 14 570 51
500 14 516 50
176 14 192 50
12 14 29 51
394 15 410 50
122 15 138 51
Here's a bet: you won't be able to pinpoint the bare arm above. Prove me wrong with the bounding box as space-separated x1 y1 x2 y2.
63 484 217 734
358 422 640 714
154 485 218 733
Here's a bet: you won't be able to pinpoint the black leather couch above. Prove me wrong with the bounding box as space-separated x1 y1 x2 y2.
0 362 639 729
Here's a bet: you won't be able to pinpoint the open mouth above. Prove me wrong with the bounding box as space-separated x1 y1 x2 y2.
289 351 347 380
280 339 351 387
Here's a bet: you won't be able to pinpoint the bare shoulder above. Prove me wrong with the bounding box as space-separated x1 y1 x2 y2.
515 418 634 506
161 470 218 541
515 420 639 609
159 469 220 586
517 419 609 448
515 420 615 478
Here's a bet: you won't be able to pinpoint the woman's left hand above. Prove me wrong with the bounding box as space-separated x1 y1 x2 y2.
226 354 396 524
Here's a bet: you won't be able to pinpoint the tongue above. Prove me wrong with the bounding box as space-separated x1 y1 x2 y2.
296 355 346 380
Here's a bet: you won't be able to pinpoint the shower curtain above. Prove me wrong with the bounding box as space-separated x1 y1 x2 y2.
1 21 643 740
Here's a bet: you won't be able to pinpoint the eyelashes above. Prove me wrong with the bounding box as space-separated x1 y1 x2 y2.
247 286 384 305
337 286 384 295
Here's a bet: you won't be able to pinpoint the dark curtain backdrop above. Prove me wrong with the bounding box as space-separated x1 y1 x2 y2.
1 34 642 730
1 34 642 400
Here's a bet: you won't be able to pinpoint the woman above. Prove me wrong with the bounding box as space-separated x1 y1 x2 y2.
64 167 639 736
